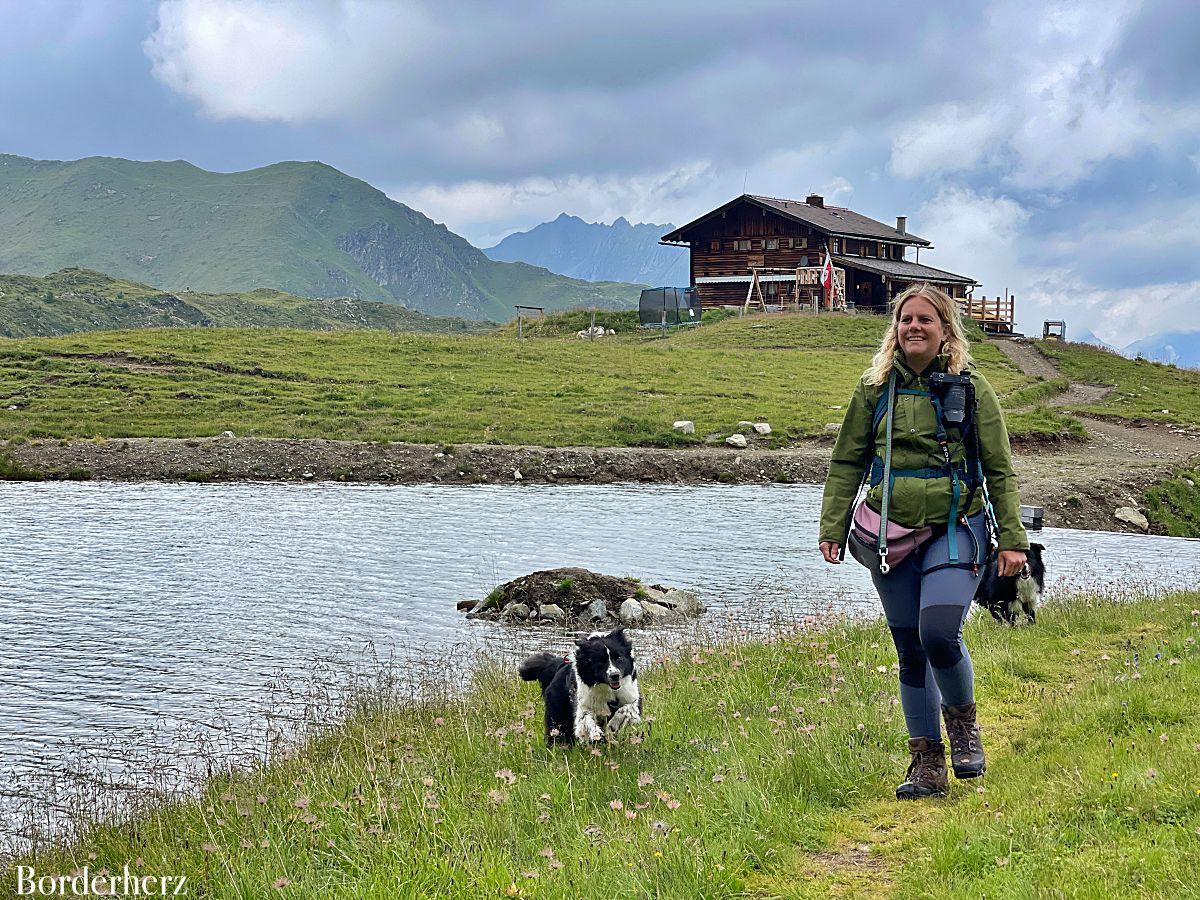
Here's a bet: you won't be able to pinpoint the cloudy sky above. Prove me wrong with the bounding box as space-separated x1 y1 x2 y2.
2 0 1198 341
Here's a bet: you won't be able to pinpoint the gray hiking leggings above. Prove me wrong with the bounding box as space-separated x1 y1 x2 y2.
871 512 987 740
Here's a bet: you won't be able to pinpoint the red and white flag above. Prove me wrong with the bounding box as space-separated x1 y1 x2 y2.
821 249 836 306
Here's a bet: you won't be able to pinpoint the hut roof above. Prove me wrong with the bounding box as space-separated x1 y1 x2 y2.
661 194 931 247
832 255 977 285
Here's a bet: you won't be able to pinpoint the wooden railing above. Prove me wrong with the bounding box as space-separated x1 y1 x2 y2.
958 295 1015 333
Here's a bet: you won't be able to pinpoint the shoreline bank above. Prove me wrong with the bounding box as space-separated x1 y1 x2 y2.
1 432 1190 534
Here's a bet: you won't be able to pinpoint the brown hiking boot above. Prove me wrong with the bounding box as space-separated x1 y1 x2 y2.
943 702 986 778
895 737 948 799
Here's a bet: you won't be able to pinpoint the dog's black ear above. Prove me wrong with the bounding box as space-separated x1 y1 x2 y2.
609 627 631 647
1030 542 1045 552
574 636 587 648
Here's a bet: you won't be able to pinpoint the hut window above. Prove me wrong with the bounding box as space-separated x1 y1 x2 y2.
797 236 808 249
765 238 778 250
737 239 750 251
710 240 719 252
832 239 840 253
782 237 793 249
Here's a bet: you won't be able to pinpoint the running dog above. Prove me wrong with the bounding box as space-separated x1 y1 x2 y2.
974 542 1046 624
519 628 642 746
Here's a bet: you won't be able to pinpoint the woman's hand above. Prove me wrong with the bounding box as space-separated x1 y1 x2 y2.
820 541 841 565
997 549 1026 577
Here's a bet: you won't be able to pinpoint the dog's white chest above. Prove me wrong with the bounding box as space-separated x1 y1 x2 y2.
1017 575 1039 607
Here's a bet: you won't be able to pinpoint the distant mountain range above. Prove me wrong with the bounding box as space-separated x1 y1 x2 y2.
1069 327 1200 370
0 154 640 321
1121 330 1200 369
0 269 493 338
486 213 688 286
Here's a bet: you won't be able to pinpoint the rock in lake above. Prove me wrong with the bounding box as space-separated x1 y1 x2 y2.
500 602 532 622
537 603 565 622
584 599 610 623
639 600 677 621
462 567 705 629
619 598 645 625
658 589 705 616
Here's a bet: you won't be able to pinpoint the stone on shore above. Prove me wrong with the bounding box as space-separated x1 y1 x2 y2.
673 420 695 434
1114 506 1149 532
725 434 748 448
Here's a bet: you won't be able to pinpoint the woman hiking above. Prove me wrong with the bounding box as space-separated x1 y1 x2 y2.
818 283 1029 799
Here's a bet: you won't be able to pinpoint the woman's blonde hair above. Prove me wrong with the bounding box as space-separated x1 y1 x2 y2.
864 282 972 385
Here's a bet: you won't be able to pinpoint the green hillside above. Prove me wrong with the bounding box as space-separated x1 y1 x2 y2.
0 269 493 337
0 154 641 320
0 312 1040 446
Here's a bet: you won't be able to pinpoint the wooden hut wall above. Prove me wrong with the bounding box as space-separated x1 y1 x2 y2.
681 201 912 308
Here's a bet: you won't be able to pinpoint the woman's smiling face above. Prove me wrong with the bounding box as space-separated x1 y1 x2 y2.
897 295 946 368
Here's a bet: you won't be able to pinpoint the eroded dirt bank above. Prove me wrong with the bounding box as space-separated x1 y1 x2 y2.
1 436 832 488
5 429 1198 534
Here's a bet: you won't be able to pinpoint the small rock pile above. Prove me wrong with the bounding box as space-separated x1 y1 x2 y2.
461 567 705 627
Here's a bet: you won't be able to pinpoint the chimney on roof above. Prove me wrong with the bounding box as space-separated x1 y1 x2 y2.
805 193 824 208
896 216 907 234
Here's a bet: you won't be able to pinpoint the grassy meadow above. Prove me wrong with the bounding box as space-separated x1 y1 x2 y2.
0 312 1054 447
7 589 1200 898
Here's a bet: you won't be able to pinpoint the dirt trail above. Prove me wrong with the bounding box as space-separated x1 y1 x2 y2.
989 337 1200 531
1049 382 1113 408
992 338 1062 381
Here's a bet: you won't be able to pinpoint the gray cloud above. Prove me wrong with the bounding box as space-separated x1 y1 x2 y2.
0 0 1197 341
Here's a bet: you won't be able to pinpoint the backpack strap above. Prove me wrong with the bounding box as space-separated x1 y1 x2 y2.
877 370 897 573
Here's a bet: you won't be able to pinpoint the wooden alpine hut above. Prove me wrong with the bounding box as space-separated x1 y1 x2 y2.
660 193 981 316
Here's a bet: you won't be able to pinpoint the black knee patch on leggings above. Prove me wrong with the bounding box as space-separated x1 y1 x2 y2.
920 604 965 669
889 626 926 687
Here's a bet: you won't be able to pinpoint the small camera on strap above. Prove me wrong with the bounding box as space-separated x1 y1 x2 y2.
928 372 973 428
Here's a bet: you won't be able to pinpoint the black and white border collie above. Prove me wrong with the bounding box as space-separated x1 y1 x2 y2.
974 542 1046 625
519 628 642 746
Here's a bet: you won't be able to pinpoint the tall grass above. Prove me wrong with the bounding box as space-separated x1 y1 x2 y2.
6 590 1200 897
1145 467 1200 537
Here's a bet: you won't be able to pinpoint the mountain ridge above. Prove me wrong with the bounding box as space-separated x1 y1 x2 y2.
1121 329 1200 369
485 214 688 285
0 154 640 321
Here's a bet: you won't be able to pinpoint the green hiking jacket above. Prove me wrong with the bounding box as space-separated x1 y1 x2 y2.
818 354 1029 553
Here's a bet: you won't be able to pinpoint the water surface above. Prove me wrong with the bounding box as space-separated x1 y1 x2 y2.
2 481 1197 835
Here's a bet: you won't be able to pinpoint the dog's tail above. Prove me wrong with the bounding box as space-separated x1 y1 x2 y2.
518 652 568 690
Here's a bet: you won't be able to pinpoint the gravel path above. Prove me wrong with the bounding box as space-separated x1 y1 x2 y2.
988 337 1200 531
